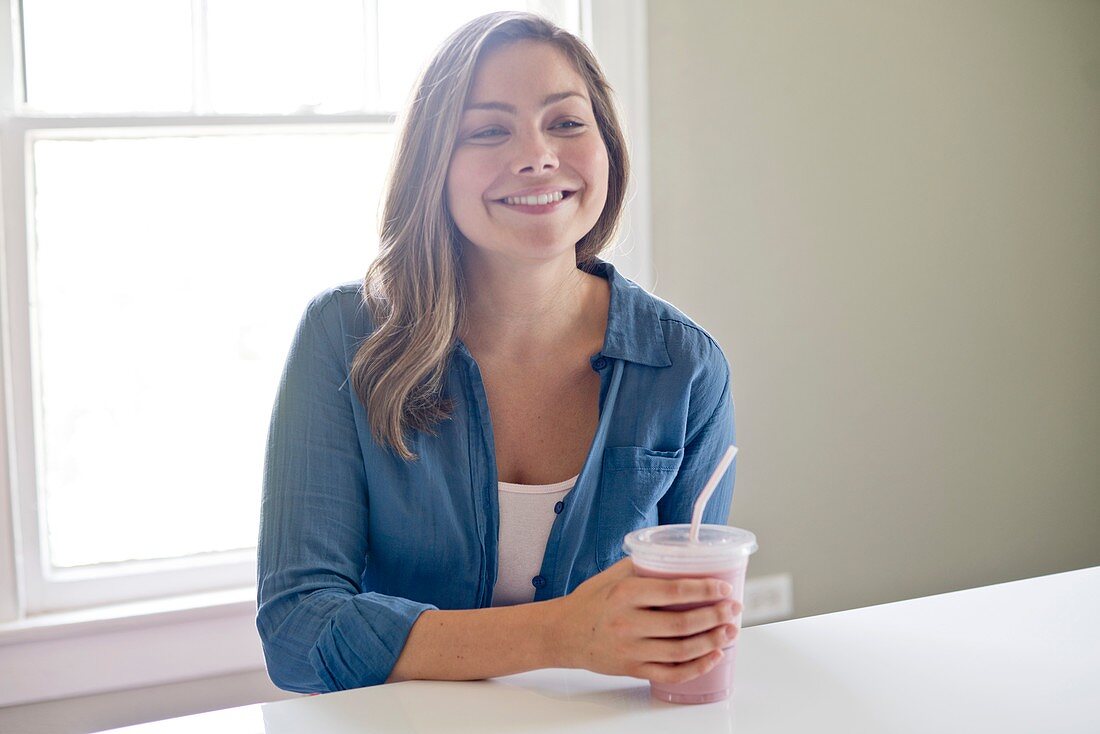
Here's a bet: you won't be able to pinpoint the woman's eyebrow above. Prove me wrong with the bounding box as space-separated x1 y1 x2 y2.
463 90 587 114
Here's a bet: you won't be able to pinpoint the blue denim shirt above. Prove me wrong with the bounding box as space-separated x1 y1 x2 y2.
256 261 735 693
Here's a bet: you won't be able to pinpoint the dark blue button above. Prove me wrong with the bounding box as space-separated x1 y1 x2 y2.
532 575 547 589
554 500 564 514
592 357 608 371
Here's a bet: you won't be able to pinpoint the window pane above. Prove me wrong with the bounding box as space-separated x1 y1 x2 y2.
22 0 192 113
376 0 529 111
32 131 394 568
206 0 368 114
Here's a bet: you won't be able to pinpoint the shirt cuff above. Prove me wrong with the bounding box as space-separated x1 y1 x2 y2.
308 592 437 689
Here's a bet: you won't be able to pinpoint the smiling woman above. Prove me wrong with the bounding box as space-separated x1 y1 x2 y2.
256 11 737 695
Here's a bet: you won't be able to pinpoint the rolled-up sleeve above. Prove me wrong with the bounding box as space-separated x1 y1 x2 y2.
256 292 436 693
657 344 736 525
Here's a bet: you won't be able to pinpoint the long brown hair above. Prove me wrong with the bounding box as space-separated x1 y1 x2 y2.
352 11 630 460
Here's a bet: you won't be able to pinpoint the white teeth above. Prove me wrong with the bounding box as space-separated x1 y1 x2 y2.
503 190 566 206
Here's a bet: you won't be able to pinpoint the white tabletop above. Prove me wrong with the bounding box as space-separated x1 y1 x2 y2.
97 566 1100 733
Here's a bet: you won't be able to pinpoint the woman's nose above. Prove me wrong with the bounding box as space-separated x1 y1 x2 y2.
512 131 559 175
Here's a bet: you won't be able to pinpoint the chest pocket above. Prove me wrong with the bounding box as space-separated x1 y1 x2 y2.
595 446 685 571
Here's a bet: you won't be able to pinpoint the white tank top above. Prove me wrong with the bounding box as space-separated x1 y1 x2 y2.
491 475 578 606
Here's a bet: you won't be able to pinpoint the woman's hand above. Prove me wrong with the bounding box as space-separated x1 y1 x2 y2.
548 558 741 684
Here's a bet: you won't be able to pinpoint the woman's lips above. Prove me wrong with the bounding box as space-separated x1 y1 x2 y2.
494 190 576 214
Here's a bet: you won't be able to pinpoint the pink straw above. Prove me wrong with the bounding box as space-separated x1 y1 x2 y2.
689 445 738 542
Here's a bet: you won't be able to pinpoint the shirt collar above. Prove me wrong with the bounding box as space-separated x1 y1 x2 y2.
585 259 672 368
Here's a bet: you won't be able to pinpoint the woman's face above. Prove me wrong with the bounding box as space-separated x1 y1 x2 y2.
446 40 610 265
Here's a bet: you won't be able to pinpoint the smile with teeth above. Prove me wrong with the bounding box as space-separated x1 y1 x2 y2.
500 190 570 206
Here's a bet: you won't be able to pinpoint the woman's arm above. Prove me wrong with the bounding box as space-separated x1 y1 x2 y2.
388 558 740 684
386 600 558 682
258 290 436 692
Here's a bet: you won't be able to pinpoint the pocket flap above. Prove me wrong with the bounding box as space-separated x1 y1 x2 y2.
603 445 685 473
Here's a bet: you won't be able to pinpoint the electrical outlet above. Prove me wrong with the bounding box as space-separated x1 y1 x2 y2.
742 573 793 626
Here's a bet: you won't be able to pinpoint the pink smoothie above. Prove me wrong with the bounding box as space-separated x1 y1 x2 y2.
632 561 747 704
623 524 758 705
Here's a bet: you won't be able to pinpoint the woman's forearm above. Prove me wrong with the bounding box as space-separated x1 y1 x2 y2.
386 597 569 683
385 560 735 686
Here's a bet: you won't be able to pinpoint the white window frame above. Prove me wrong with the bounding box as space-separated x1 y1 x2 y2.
0 0 651 705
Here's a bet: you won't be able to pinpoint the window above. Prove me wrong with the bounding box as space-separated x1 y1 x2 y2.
0 0 649 626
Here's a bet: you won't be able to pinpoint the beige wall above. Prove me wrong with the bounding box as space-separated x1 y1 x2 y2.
648 0 1100 618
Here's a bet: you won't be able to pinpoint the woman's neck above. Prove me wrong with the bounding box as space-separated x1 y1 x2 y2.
460 249 606 364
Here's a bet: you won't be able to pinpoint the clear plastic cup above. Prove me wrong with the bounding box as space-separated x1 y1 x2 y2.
623 524 758 704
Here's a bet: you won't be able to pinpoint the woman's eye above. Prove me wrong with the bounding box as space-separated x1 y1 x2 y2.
470 127 507 140
554 120 585 131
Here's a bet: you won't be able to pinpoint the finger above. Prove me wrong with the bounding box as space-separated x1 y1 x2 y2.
635 601 739 639
626 576 733 608
638 649 725 685
639 624 737 663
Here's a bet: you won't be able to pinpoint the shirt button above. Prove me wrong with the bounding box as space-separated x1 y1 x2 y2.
592 357 608 371
554 501 564 514
531 575 547 589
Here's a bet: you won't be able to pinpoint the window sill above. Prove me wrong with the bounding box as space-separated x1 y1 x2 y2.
0 587 267 707
0 586 256 646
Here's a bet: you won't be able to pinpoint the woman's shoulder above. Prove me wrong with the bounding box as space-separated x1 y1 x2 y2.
304 279 366 309
599 262 725 364
633 285 729 377
298 280 376 343
614 283 731 434
596 261 729 389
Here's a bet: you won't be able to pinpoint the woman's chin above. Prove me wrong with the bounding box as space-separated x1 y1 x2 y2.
464 238 580 265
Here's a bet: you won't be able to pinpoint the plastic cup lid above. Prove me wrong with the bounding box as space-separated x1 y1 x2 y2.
623 524 758 571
